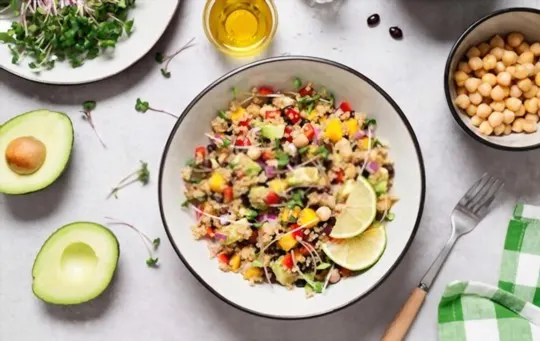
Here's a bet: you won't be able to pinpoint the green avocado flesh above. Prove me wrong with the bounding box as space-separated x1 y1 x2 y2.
32 222 120 305
0 110 73 195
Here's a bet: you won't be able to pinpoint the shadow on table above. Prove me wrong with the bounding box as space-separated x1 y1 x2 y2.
41 263 122 321
396 0 496 42
0 0 188 105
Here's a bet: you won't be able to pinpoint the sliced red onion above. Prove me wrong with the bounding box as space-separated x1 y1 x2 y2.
353 130 366 140
314 127 322 142
366 161 380 174
266 213 278 220
214 233 227 241
265 165 277 179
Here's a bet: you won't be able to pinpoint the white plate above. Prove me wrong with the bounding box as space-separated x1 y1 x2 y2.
158 56 426 319
0 0 178 84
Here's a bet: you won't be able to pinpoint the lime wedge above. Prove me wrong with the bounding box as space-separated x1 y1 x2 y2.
322 226 386 271
330 177 377 239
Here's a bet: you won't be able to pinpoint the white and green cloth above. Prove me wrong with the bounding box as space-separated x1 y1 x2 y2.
439 204 540 341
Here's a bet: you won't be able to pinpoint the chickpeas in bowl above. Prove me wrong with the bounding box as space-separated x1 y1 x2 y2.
445 8 540 150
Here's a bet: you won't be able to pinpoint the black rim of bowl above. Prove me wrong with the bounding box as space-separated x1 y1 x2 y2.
158 55 427 320
444 7 540 151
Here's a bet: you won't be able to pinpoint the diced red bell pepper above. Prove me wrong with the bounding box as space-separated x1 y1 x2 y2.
335 170 345 183
298 245 311 256
282 253 294 269
195 146 206 158
239 120 251 128
299 86 313 97
290 223 303 240
285 107 301 124
217 253 230 264
303 124 315 140
261 150 274 161
264 191 281 205
265 110 281 120
223 186 233 203
258 86 274 95
206 226 215 238
340 101 353 112
284 126 293 142
235 137 251 146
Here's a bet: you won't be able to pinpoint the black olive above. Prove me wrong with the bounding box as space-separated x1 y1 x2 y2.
389 26 403 39
367 14 380 27
207 144 217 153
202 159 212 169
323 159 333 169
295 279 307 288
327 217 336 226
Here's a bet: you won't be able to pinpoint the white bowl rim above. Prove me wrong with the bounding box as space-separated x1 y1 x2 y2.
444 7 540 151
158 55 427 320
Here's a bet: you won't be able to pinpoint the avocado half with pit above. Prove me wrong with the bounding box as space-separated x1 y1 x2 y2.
0 110 73 195
32 222 120 305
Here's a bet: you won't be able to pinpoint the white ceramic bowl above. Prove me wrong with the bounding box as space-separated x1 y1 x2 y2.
445 7 540 150
159 56 426 319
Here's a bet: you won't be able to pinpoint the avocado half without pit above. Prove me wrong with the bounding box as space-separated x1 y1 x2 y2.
0 110 73 195
32 222 120 305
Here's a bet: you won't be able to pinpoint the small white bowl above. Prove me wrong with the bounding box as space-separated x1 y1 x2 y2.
158 56 426 319
445 7 540 150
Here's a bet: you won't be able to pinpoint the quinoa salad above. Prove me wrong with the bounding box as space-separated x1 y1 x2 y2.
181 80 397 296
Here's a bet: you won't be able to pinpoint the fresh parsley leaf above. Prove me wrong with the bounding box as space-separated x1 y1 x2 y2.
294 77 302 89
316 262 331 270
135 98 150 113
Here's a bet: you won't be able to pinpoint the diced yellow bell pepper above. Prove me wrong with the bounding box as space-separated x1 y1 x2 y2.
278 233 298 251
209 172 226 192
359 137 372 150
325 118 343 143
230 107 246 122
298 208 320 228
229 254 241 271
280 206 301 223
268 179 288 194
243 267 263 280
345 118 359 136
307 110 318 121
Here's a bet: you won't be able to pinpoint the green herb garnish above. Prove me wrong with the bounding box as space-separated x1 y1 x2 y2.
294 77 302 89
181 199 190 208
246 209 259 220
152 238 161 248
107 161 150 199
252 259 264 267
365 118 377 127
146 257 159 267
155 37 195 78
218 110 228 120
81 100 106 148
231 87 238 97
276 151 289 168
252 222 264 228
386 212 395 221
135 98 178 118
222 138 231 147
316 146 330 159
316 262 331 270
298 146 310 154
291 190 305 207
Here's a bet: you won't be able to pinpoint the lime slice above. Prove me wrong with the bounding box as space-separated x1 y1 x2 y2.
322 226 386 271
330 177 377 239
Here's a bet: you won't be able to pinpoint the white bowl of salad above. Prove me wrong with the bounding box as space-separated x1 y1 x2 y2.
158 56 426 319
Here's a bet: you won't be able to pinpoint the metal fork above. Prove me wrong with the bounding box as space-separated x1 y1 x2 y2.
381 174 504 341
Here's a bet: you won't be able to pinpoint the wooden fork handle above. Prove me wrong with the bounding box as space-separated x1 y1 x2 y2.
380 287 427 341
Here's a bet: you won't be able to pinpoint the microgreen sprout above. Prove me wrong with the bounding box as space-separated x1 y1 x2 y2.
107 160 150 199
294 77 302 89
81 100 106 149
105 217 160 267
135 98 178 118
155 37 195 78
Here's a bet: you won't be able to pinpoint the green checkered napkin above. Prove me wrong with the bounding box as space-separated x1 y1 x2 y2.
438 204 540 341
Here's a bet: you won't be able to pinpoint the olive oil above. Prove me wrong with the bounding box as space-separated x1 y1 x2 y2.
204 0 277 57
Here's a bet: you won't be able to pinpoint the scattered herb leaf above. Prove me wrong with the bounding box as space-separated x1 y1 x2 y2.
365 118 377 126
152 238 161 249
276 151 289 168
81 100 106 148
107 161 150 199
135 98 178 118
294 77 302 89
154 37 195 78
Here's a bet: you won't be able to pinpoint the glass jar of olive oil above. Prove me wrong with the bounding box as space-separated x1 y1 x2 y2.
203 0 278 57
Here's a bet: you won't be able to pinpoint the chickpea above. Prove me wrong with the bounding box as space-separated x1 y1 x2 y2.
535 62 540 75
523 119 538 133
526 113 539 123
475 69 487 78
477 103 493 118
457 87 467 96
504 124 513 135
293 133 309 148
518 78 533 92
494 61 506 73
517 105 526 117
455 94 471 109
468 56 484 71
478 82 493 97
516 42 531 55
467 46 482 58
454 70 469 84
316 206 332 222
506 65 516 77
519 51 535 64
503 109 515 124
496 71 512 86
466 104 478 117
514 64 529 79
488 111 504 127
479 120 494 135
525 98 539 114
505 44 514 51
524 63 536 76
531 42 540 56
535 73 540 87
479 43 491 56
490 47 504 60
502 50 518 66
510 85 523 98
505 97 522 112
490 101 505 112
494 124 506 136
502 86 510 98
491 85 506 101
490 35 505 48
524 85 539 99
247 147 261 160
482 73 497 86
507 32 525 47
512 118 525 132
469 92 483 105
471 115 484 127
464 78 481 92
459 61 472 74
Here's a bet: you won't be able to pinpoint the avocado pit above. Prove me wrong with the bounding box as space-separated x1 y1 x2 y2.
5 136 47 175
